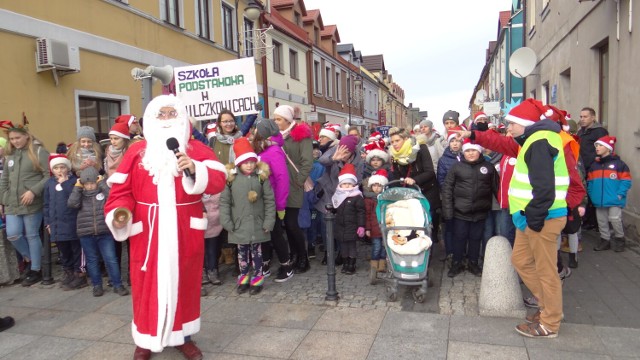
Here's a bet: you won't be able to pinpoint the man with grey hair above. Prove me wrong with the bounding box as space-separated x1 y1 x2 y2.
419 119 444 171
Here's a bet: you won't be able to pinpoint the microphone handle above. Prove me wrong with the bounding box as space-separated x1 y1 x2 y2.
173 149 196 180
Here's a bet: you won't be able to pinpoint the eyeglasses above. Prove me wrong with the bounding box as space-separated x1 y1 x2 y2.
220 121 236 125
157 110 178 119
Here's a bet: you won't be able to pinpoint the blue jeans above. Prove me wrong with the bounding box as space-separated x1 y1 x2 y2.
496 209 516 247
482 210 501 257
370 237 387 260
6 212 43 271
453 218 485 264
79 233 123 287
204 235 220 271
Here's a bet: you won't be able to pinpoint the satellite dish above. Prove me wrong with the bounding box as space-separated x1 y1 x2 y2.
509 47 537 78
474 89 487 105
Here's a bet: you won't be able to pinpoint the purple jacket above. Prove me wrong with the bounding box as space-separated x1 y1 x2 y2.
258 134 290 211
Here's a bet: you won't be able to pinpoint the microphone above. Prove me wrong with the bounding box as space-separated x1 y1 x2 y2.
166 137 195 180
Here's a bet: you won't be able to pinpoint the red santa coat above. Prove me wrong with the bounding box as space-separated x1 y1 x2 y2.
104 140 226 352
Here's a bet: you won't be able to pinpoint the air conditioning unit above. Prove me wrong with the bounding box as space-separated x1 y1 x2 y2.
35 38 80 72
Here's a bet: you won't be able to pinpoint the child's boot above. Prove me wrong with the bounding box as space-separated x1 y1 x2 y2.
236 274 250 294
250 275 264 295
59 269 74 288
614 237 625 252
63 272 88 291
369 260 378 284
378 259 387 272
568 253 578 268
344 257 356 275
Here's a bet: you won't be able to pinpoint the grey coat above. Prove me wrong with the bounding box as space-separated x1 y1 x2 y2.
282 122 314 208
219 165 276 245
67 181 111 237
0 145 50 215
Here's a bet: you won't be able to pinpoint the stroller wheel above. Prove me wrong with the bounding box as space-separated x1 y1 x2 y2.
386 286 397 302
412 288 426 303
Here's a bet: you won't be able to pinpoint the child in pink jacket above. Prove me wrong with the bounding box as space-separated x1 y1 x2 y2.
202 193 223 293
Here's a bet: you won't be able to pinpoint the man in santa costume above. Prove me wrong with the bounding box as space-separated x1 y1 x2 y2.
105 95 227 360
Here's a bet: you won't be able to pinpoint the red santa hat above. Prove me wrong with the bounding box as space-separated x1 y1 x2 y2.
461 138 484 153
447 126 463 143
368 169 389 187
319 127 336 141
109 122 130 140
474 112 488 123
205 122 217 140
368 131 382 142
115 114 137 128
595 135 616 152
233 137 258 166
49 153 71 171
504 98 545 127
364 140 389 164
338 163 358 185
498 123 506 130
542 105 570 132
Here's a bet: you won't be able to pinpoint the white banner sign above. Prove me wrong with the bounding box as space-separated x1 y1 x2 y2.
482 101 501 115
174 57 259 121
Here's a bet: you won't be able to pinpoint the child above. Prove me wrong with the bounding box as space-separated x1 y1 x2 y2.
67 167 129 297
67 126 103 176
437 129 462 261
332 163 365 275
362 136 389 180
365 169 388 283
202 192 223 291
104 122 130 178
588 136 632 252
442 139 496 277
43 154 86 290
219 138 275 295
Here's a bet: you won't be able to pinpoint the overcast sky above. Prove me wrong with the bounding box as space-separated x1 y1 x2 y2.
303 0 512 132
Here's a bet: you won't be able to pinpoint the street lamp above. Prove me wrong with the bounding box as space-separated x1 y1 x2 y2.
347 72 363 126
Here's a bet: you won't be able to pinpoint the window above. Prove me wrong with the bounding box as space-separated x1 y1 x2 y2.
314 27 320 45
222 3 235 51
325 66 332 98
541 82 549 105
163 0 181 27
294 11 301 26
599 43 609 127
314 60 321 94
528 0 536 35
79 97 122 140
196 0 211 40
273 41 283 73
289 50 298 79
244 19 254 57
335 72 341 101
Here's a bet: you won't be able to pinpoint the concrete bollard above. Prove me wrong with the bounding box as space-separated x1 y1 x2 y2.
479 236 526 318
0 229 20 285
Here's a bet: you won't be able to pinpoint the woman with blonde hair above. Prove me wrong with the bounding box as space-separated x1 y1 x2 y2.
67 126 103 176
0 121 50 286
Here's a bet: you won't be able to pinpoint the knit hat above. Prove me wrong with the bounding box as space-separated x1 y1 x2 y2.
447 126 463 143
368 131 382 142
338 163 357 185
461 138 483 153
205 122 217 140
474 112 488 123
443 110 460 124
109 122 130 140
49 154 71 171
364 139 389 164
273 105 295 123
339 135 359 153
595 135 616 152
115 114 137 127
413 124 420 133
80 166 99 184
419 119 434 129
368 169 389 187
256 119 280 139
77 126 96 142
318 127 336 141
504 98 545 127
233 137 258 166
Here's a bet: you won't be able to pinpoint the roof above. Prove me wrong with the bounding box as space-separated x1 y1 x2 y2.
498 10 511 37
337 43 353 53
264 6 311 45
362 54 385 72
337 56 360 73
271 0 307 14
320 24 340 42
302 9 323 28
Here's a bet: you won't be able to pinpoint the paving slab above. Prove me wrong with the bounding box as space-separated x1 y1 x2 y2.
448 314 525 347
312 307 386 335
68 341 135 360
367 334 447 360
291 330 375 360
527 347 613 360
193 321 248 353
7 308 86 336
53 311 129 340
0 332 40 358
201 298 270 325
0 335 93 360
223 325 308 358
256 303 325 329
595 326 640 357
378 311 449 340
447 340 528 360
523 322 608 355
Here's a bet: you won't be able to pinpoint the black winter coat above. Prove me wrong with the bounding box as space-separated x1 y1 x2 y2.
334 195 365 243
43 176 79 241
67 181 111 237
577 123 608 171
390 144 441 210
442 157 497 222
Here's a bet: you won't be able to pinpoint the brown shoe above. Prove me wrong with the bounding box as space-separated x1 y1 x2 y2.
175 341 203 360
133 346 151 360
525 310 541 323
515 322 558 338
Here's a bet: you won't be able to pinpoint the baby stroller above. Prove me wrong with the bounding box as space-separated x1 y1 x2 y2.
376 180 432 302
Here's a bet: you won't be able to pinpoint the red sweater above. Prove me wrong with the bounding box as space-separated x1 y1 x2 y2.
364 197 382 238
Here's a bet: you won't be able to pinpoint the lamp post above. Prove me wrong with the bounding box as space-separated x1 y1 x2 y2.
244 0 272 116
347 71 362 126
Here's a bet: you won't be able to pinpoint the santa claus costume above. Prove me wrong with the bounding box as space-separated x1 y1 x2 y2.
105 95 227 356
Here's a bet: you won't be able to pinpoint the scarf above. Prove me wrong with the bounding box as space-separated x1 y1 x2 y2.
279 121 296 139
389 139 418 165
214 131 242 161
105 145 124 177
332 187 363 209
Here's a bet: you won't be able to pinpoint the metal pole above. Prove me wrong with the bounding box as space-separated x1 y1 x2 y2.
348 75 352 127
142 77 152 114
324 204 339 301
41 225 53 285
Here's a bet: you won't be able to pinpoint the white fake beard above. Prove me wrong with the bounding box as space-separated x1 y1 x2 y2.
141 118 188 184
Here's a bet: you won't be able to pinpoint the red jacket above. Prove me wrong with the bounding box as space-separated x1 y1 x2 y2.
364 197 382 238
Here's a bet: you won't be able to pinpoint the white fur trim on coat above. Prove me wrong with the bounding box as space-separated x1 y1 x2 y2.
182 160 208 195
368 174 389 187
365 149 389 164
105 208 133 241
107 172 128 186
189 216 208 230
132 318 201 352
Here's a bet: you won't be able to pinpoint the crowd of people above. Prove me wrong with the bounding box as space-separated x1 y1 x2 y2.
0 95 633 356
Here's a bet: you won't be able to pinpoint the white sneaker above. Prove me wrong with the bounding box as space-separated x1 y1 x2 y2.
559 266 572 281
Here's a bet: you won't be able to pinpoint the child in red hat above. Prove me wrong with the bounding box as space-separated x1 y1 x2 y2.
365 169 389 282
219 137 276 295
331 163 365 275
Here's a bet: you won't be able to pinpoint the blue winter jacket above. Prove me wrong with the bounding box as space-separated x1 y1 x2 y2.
43 175 79 241
586 154 632 208
437 147 460 187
